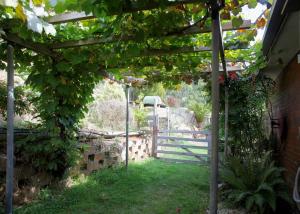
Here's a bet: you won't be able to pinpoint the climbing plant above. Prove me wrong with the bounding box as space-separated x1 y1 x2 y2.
0 0 270 174
218 45 275 158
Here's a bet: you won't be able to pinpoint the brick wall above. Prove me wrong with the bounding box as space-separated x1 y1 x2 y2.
272 56 300 189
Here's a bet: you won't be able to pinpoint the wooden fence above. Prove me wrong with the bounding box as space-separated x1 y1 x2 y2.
153 129 211 164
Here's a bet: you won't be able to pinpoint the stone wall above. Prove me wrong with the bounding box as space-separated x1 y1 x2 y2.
78 131 152 174
0 129 153 205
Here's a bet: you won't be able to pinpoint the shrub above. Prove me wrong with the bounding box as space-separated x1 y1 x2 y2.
81 80 131 131
188 102 210 124
167 96 177 107
219 74 275 158
0 80 34 119
133 106 148 130
83 99 130 131
16 136 79 177
221 152 290 213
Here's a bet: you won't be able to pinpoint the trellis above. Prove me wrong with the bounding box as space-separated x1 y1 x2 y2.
2 0 253 213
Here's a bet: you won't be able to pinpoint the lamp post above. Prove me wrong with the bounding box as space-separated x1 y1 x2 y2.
125 84 130 170
123 76 146 170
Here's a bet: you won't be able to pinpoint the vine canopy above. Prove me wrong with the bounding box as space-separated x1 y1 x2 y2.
0 0 269 84
0 0 269 176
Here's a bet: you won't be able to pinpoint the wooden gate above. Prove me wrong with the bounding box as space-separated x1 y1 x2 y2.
153 129 211 164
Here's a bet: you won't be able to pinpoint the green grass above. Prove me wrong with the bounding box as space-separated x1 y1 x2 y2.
15 159 209 214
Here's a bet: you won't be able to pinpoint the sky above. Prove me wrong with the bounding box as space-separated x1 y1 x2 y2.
242 3 268 41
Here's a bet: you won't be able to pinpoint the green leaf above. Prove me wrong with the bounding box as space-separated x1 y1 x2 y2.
245 196 254 211
248 0 257 9
232 16 244 28
232 7 242 16
56 62 70 72
257 183 273 193
253 194 265 213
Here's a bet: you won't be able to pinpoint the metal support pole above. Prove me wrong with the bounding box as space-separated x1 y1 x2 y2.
210 10 221 214
125 85 130 170
167 107 170 142
167 107 170 131
224 86 229 158
6 44 14 214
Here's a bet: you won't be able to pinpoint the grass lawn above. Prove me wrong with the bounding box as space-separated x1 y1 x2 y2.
16 159 209 214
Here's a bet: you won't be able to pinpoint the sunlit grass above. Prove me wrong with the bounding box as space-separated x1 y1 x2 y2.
16 159 209 214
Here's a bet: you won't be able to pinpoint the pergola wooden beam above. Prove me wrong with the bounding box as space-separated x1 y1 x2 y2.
1 31 248 60
103 45 247 60
2 33 59 58
48 0 203 24
139 46 211 57
49 20 251 49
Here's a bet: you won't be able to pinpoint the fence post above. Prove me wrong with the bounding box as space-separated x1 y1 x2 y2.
152 100 158 158
6 44 14 214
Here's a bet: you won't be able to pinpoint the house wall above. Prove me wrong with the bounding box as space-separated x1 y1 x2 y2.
272 55 300 189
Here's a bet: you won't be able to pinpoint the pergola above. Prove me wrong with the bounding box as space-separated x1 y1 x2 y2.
2 0 253 213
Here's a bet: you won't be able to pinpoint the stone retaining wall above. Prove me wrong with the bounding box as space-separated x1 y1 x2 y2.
79 132 152 174
0 129 153 205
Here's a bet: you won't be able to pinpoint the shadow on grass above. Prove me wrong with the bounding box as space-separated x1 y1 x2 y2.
16 159 209 214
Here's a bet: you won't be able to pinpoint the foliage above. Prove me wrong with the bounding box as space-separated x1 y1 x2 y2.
133 106 148 130
0 0 270 176
0 80 34 119
221 152 290 213
0 202 3 214
16 135 79 177
220 73 275 158
81 80 131 131
0 0 266 85
92 80 125 102
83 99 131 131
133 82 166 103
167 80 210 107
15 159 209 214
188 101 210 124
215 44 274 158
14 53 101 176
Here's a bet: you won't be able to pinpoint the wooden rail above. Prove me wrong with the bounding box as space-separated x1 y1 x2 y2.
157 143 208 149
156 150 208 157
159 129 209 134
157 136 208 142
157 157 207 164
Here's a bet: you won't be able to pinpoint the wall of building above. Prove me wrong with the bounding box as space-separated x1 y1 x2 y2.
272 56 300 189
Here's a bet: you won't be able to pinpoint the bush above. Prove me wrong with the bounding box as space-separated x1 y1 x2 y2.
188 102 210 124
83 99 131 131
81 80 131 131
0 80 34 119
133 106 148 130
221 152 290 213
16 136 79 177
219 74 275 158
